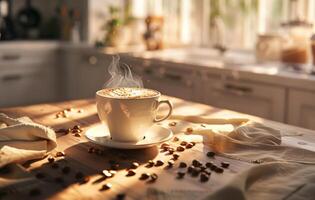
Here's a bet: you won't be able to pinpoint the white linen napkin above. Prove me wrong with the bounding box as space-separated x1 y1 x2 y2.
0 113 57 168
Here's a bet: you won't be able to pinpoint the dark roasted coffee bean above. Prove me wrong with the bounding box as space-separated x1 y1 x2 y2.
54 177 64 183
176 146 185 152
155 160 164 167
160 143 170 149
150 173 158 181
200 166 206 171
177 171 185 179
116 193 126 200
88 147 95 153
126 170 136 176
81 176 90 184
101 183 112 190
51 163 59 169
204 169 211 176
186 143 194 149
191 168 200 177
130 162 140 169
168 148 175 154
221 162 230 168
56 151 65 157
75 172 84 179
62 166 71 174
191 142 196 146
210 165 217 171
200 173 209 182
48 156 55 163
186 127 193 133
179 162 187 168
215 167 224 173
173 136 179 141
187 166 194 173
180 141 187 146
172 153 180 160
205 162 214 168
207 151 215 157
192 160 201 167
102 170 112 178
72 128 81 133
73 125 81 130
74 133 81 137
29 188 41 196
146 160 155 167
167 160 175 167
139 173 150 180
35 172 45 179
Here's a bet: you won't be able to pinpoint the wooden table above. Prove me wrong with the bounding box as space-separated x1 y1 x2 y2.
1 97 315 200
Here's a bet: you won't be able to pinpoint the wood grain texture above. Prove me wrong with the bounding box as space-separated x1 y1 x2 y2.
0 96 314 200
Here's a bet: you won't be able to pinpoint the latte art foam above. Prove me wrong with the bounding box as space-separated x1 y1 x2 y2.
100 88 159 99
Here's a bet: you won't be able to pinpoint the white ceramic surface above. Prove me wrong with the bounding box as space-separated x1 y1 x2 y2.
96 88 172 142
85 124 173 149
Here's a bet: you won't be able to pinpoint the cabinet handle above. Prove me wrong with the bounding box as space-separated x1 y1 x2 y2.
2 54 21 60
223 83 252 96
2 74 22 82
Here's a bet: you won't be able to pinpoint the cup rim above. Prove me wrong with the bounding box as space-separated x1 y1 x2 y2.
96 87 161 100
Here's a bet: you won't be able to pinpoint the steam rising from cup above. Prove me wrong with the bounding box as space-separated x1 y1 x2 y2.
103 55 143 88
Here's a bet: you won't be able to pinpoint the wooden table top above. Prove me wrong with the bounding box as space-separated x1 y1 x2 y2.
1 97 315 200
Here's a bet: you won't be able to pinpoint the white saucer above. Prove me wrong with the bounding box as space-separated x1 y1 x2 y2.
85 124 173 149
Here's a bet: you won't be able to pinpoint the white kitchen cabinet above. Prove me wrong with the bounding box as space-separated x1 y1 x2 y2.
288 89 315 130
203 74 286 122
0 49 58 108
62 48 112 100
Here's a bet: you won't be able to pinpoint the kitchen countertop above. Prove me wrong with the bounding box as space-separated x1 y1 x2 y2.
0 96 314 199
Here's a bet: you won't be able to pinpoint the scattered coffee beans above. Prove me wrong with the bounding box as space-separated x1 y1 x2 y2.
126 170 136 176
101 183 112 190
205 162 214 168
168 122 177 127
176 146 185 152
150 173 158 182
168 148 175 154
179 162 187 168
214 167 224 173
48 156 55 163
206 151 215 158
177 171 185 179
140 173 150 180
192 160 202 167
167 160 175 167
146 160 155 168
186 127 193 134
130 162 140 169
81 176 90 184
200 173 209 182
102 170 113 178
191 167 200 177
180 141 187 146
55 151 65 157
185 143 193 149
221 162 230 168
172 153 180 160
155 160 164 167
187 166 195 173
173 136 179 142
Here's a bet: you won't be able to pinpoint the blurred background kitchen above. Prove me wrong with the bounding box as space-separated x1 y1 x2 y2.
1 0 315 130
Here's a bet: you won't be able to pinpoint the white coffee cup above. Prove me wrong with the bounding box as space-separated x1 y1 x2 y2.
96 88 173 142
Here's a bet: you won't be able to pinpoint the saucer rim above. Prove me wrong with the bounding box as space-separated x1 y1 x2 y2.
85 124 173 149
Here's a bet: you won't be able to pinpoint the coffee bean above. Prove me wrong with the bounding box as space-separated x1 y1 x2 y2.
200 166 206 171
191 142 196 146
215 167 224 173
73 125 81 130
192 160 202 167
54 177 64 183
168 122 177 127
200 173 209 182
62 166 71 174
186 127 193 133
204 169 211 176
177 171 185 179
160 143 170 149
172 153 180 160
75 172 84 179
140 173 150 180
167 160 175 167
185 143 193 149
176 146 185 152
150 173 158 182
51 163 59 169
205 162 214 168
210 165 217 171
221 162 230 168
126 170 136 176
179 162 187 168
180 141 187 146
88 147 95 153
48 156 55 163
72 128 81 133
155 160 164 167
168 148 175 154
206 151 215 158
187 166 195 173
146 160 155 167
35 172 45 179
29 188 41 196
74 133 81 137
173 136 179 142
191 168 200 177
116 193 126 200
201 124 206 128
102 170 112 178
252 159 263 164
130 162 140 169
101 183 112 190
55 151 65 157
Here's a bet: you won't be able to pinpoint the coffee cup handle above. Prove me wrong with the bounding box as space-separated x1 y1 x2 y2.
154 100 173 123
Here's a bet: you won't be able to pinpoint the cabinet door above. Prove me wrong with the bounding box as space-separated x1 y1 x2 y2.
288 89 315 130
204 76 286 122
